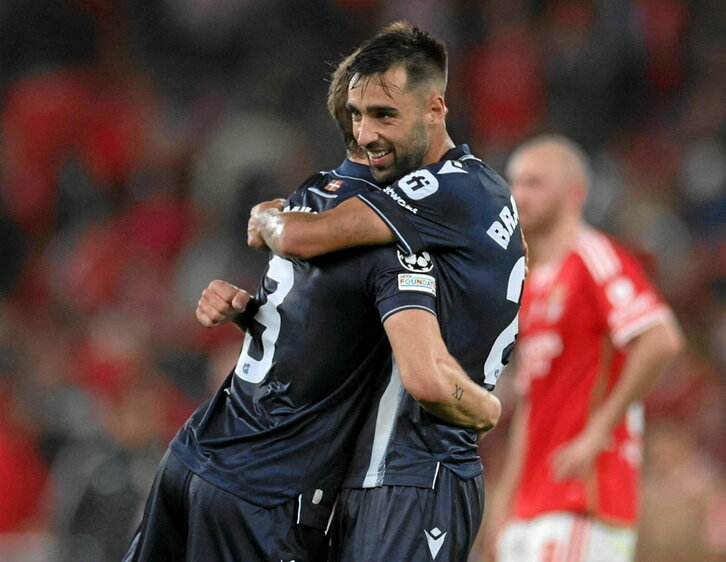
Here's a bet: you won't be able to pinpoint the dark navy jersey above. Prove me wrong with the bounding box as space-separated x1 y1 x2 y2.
346 145 525 489
170 160 438 515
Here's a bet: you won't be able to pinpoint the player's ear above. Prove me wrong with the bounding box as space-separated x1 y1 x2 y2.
427 93 447 125
568 177 588 212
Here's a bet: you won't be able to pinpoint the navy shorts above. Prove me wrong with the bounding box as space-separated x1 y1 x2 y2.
123 450 328 562
328 466 484 562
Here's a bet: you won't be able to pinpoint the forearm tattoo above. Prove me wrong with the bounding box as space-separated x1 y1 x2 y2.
452 384 464 401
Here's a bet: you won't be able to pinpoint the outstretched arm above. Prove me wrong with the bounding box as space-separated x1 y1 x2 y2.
383 308 501 433
248 197 395 259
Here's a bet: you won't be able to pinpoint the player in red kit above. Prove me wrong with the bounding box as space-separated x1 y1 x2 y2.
487 135 684 562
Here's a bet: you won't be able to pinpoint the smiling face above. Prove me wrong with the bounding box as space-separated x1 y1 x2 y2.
347 66 431 184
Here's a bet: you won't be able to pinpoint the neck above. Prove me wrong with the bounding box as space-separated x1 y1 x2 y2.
528 215 584 269
423 127 455 166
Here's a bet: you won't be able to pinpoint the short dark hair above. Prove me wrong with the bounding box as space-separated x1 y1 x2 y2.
327 50 363 157
347 21 448 97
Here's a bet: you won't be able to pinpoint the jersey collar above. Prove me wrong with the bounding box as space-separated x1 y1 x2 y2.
441 144 471 162
335 145 470 187
336 159 379 185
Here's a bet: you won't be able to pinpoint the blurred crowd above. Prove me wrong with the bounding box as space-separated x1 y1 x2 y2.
0 0 723 560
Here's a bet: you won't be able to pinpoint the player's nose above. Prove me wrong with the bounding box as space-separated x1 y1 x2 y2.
356 116 381 148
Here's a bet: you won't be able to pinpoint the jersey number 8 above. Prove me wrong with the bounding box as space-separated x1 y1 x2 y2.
235 256 294 383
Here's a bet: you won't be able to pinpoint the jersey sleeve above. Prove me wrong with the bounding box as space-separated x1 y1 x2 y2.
357 163 478 254
578 233 673 348
365 247 438 323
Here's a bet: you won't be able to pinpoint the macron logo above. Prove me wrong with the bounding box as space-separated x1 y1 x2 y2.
424 527 447 559
438 160 467 174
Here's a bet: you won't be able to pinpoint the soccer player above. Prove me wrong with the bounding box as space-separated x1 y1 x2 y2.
485 135 684 562
123 50 501 562
249 22 525 561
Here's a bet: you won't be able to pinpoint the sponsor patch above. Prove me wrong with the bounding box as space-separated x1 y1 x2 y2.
398 169 439 200
324 179 343 192
397 249 434 272
398 273 436 296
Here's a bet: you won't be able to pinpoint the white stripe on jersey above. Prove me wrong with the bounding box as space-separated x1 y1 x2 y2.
307 187 338 199
362 361 404 488
431 462 441 489
459 154 483 163
324 496 338 536
576 229 621 283
578 241 609 283
381 304 437 323
331 170 379 189
357 194 414 255
612 306 673 348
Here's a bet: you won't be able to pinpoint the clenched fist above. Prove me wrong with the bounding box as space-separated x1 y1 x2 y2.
196 280 252 328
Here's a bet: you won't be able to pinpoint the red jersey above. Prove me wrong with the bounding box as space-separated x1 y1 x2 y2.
513 227 673 525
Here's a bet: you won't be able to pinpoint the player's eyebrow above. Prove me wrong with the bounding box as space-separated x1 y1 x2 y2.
346 102 399 115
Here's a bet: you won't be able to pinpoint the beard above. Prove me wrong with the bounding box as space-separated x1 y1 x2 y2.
519 201 565 238
370 118 429 184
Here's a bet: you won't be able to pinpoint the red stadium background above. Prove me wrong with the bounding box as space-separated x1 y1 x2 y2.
0 1 723 560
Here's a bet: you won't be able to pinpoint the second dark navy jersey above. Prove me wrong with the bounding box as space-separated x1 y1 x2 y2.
170 160 438 516
346 145 526 489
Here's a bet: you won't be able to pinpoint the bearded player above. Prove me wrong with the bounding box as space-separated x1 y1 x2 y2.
485 135 684 562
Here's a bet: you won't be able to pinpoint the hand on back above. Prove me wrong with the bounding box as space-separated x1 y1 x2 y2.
247 198 285 250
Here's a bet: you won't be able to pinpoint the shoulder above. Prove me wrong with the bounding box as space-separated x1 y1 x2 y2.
573 227 648 285
295 170 329 191
289 170 377 210
415 151 511 199
287 171 327 204
389 157 507 207
293 168 376 194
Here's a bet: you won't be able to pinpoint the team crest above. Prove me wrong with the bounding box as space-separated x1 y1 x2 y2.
324 179 343 192
546 285 566 323
397 249 434 273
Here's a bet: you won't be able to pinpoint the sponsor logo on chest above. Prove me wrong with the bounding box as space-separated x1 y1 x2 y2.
383 186 419 214
525 284 567 326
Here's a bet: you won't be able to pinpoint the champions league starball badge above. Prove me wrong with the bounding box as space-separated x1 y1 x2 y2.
397 249 434 273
